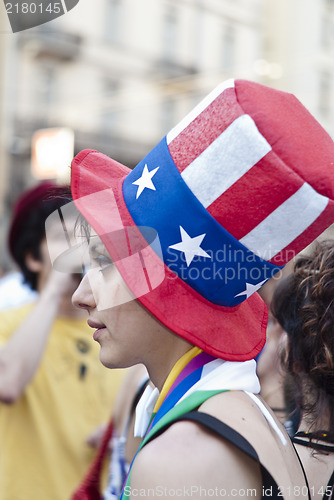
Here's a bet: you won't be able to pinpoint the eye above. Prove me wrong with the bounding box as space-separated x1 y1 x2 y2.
96 254 113 271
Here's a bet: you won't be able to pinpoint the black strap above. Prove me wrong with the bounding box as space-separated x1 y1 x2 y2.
123 377 150 437
143 410 296 500
291 441 312 500
130 377 150 416
292 436 334 500
292 432 334 454
171 411 259 462
292 436 334 453
323 470 334 500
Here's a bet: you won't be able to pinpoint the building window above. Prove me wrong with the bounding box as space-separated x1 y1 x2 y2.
163 9 178 62
35 63 57 113
221 25 236 71
101 80 120 134
105 0 122 44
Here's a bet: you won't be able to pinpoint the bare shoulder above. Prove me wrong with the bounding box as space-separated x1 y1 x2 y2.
199 390 267 430
199 390 286 447
199 391 307 494
130 418 262 500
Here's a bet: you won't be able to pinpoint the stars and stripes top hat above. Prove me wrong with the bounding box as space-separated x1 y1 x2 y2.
70 78 334 361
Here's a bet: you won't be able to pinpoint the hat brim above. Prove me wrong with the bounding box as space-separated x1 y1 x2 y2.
71 149 267 361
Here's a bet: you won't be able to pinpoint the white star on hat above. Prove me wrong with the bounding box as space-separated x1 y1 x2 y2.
132 164 159 199
234 279 267 299
169 226 210 267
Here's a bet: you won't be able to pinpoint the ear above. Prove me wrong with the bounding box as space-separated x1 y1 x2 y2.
25 252 43 273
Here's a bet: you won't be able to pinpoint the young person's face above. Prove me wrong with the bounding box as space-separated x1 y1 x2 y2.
71 234 168 369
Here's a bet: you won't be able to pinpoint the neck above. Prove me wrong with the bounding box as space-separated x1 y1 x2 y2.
145 341 196 392
260 378 285 408
298 412 331 435
297 380 331 434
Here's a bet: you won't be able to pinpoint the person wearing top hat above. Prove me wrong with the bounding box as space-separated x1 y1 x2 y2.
0 182 124 500
49 79 334 499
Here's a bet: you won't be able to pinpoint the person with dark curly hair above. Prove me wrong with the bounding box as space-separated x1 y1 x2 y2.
271 240 334 500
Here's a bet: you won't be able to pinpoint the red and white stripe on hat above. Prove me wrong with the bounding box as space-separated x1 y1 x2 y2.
166 79 334 267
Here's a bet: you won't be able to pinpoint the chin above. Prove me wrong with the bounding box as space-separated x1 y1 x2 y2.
99 349 122 369
99 349 135 370
99 353 114 369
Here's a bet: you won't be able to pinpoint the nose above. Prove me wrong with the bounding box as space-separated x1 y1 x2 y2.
72 273 96 310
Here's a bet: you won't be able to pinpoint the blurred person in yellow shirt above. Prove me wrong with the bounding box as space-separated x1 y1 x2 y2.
0 182 124 500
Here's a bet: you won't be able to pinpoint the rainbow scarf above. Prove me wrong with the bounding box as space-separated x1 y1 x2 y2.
120 348 260 498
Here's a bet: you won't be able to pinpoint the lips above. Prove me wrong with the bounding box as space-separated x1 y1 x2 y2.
87 319 107 341
87 319 106 330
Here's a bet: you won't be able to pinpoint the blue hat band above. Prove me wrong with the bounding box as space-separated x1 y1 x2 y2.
123 138 281 306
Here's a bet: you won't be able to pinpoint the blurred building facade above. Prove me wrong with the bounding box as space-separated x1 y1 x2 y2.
264 0 334 135
0 0 333 267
